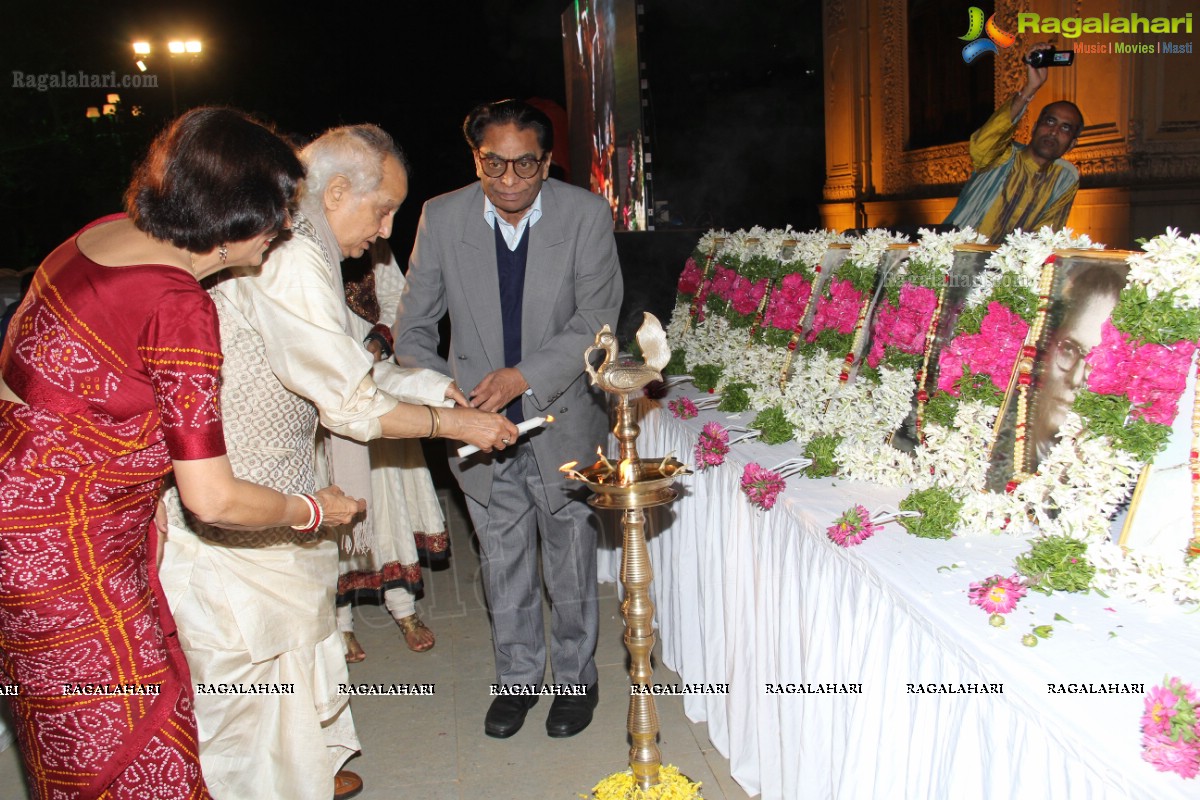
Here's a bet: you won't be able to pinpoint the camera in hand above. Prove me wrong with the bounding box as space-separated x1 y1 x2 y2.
1026 47 1074 68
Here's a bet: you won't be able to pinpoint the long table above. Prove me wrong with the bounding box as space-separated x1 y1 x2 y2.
595 392 1200 800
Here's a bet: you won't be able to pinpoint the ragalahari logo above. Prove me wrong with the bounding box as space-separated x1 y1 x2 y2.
960 7 1017 63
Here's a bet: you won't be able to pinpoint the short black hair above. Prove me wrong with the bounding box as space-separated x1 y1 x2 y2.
462 99 553 153
1040 100 1085 137
125 107 304 253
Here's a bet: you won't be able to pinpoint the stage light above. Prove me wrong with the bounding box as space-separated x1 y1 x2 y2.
106 93 120 104
185 40 202 53
168 41 185 54
133 42 151 55
86 107 101 119
102 104 117 116
135 60 147 72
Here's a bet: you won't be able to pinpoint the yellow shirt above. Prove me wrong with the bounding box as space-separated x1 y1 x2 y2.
945 103 1079 240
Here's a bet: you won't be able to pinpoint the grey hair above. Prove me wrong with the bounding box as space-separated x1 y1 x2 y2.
298 124 409 215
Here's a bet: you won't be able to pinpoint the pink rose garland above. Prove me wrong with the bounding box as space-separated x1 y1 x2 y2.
677 257 704 296
1086 320 1198 425
764 272 813 332
937 302 1030 396
807 278 864 342
867 284 939 368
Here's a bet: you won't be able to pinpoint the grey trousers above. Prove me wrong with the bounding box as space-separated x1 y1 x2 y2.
464 445 600 688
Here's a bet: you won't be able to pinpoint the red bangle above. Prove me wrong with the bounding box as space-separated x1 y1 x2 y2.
290 493 322 533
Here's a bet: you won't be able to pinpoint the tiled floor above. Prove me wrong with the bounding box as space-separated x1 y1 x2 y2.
0 487 750 799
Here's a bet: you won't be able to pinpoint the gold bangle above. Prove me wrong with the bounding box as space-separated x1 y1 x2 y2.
430 406 442 439
425 404 436 438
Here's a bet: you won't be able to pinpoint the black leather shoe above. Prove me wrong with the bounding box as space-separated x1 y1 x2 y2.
485 695 538 738
546 684 599 738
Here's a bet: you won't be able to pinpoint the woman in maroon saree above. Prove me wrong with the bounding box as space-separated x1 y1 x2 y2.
0 108 364 800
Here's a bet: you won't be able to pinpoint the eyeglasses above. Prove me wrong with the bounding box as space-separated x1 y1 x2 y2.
1036 115 1080 137
477 152 546 179
1052 336 1092 378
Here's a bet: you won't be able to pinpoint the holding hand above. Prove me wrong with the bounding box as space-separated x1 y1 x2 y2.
1022 41 1053 94
313 485 367 527
441 407 519 453
469 367 529 413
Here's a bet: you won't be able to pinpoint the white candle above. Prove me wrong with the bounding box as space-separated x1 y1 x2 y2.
456 415 552 458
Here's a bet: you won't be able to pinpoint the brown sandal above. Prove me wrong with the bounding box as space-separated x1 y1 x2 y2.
396 614 435 652
333 769 363 800
342 631 366 663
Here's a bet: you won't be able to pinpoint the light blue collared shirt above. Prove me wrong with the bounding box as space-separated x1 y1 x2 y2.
483 191 543 251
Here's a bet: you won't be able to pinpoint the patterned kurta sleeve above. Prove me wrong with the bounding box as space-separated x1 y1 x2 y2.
140 286 227 461
968 102 1024 172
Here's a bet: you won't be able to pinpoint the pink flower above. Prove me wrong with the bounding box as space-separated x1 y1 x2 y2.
807 279 865 341
867 284 938 368
694 422 730 470
967 574 1027 614
1143 684 1182 736
740 462 786 510
1083 321 1135 395
677 257 703 295
1140 677 1200 778
709 265 737 301
1087 322 1197 425
730 276 769 316
764 273 813 331
668 397 699 420
1143 731 1200 779
827 505 878 546
937 302 1029 395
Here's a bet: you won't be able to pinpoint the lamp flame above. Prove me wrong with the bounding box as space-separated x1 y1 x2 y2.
619 459 636 486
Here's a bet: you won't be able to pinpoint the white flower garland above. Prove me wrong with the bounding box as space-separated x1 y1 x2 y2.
665 226 1200 607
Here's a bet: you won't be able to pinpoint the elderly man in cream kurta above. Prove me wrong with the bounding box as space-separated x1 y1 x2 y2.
158 126 462 800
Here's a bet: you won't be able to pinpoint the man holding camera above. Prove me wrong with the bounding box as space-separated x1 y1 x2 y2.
944 42 1084 240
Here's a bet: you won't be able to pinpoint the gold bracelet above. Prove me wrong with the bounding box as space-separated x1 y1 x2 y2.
430 406 442 439
425 405 436 438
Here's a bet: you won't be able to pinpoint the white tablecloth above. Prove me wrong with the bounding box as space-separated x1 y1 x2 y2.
596 394 1200 800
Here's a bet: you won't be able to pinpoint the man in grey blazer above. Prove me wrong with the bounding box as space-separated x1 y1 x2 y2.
394 99 623 739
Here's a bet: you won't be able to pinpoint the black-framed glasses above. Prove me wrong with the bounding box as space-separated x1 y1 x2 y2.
477 152 546 179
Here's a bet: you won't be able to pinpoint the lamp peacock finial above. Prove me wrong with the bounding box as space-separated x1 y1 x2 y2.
583 313 669 397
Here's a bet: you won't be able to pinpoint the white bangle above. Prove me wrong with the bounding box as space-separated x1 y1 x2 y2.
289 493 320 532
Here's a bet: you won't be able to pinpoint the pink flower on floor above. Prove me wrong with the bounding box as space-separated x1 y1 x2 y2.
693 422 730 471
1143 730 1200 779
967 574 1027 614
677 257 703 295
807 278 864 342
827 505 878 547
866 284 939 368
1143 683 1185 737
668 397 699 420
740 462 786 510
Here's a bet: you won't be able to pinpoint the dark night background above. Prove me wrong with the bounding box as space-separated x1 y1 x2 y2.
1 0 825 278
